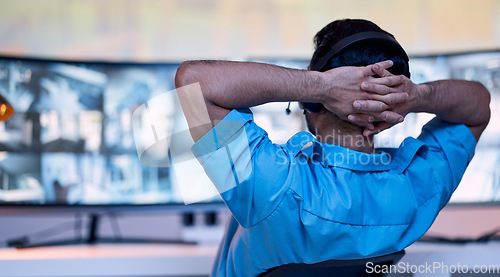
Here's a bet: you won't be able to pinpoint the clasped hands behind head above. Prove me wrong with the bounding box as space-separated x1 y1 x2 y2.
318 59 417 136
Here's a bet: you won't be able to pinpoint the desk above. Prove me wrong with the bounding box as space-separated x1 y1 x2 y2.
0 244 218 277
0 242 499 277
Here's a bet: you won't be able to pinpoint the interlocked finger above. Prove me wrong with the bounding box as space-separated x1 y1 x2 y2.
372 62 395 77
363 75 404 88
374 75 405 86
353 100 388 113
348 111 404 125
378 111 405 124
369 93 408 105
361 81 403 95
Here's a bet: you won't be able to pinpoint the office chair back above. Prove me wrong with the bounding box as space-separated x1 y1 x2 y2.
259 250 405 277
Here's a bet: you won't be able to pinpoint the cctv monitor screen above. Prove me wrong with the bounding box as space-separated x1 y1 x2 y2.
0 56 221 207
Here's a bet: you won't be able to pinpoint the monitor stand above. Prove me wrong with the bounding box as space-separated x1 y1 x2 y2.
7 213 196 249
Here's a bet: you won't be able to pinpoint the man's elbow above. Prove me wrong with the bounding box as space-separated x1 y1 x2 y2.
468 81 491 141
175 61 197 89
476 81 491 125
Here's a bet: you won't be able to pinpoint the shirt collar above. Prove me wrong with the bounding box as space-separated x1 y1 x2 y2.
286 131 424 172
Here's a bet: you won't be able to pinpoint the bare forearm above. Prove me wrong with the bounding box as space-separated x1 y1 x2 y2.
175 60 322 113
413 80 490 125
411 79 491 140
175 60 327 142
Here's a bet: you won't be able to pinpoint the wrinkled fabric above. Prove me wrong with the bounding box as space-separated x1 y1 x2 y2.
191 109 476 277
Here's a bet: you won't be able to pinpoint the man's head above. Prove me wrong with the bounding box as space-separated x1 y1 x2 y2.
305 19 410 137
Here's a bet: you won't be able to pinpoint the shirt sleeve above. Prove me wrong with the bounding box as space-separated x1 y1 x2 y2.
417 117 476 207
192 109 292 228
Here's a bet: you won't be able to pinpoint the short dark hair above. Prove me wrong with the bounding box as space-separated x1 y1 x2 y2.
310 19 409 77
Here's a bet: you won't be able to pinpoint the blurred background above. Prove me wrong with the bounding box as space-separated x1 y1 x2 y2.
0 0 499 248
1 0 499 61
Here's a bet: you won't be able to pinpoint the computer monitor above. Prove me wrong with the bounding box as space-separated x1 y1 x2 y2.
0 56 224 215
1 52 499 212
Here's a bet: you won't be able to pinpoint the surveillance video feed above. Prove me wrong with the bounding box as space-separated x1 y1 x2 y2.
0 58 181 205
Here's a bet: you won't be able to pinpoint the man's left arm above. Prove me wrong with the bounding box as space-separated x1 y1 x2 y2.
352 69 491 206
350 65 491 141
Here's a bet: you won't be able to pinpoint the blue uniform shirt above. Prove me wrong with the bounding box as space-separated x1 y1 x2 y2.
191 109 476 277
